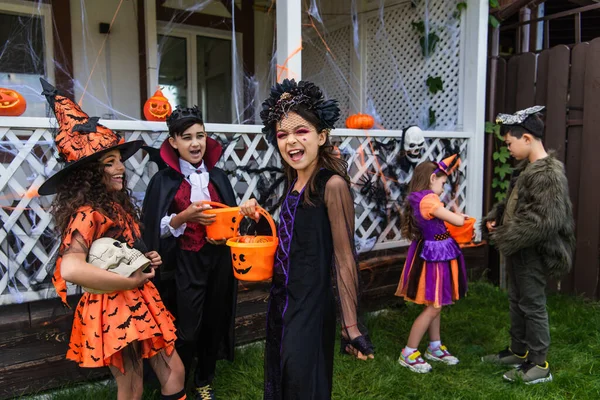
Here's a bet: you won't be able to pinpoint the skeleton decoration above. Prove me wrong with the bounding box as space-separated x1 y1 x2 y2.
403 125 426 163
83 238 151 294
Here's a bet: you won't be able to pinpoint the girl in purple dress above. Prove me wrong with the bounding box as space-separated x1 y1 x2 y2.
395 156 468 373
240 79 374 400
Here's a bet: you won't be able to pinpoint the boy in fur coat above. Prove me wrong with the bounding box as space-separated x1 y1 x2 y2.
481 106 575 384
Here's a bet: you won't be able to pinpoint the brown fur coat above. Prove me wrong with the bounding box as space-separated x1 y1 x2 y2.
482 153 576 277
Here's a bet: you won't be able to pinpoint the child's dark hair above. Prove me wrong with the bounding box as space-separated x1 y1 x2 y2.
401 161 446 240
168 116 205 137
501 112 544 140
276 104 350 206
50 161 141 239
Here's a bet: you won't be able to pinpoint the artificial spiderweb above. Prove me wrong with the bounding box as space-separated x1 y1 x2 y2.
0 0 467 304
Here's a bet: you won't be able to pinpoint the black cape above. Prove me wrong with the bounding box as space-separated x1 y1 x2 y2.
141 147 238 361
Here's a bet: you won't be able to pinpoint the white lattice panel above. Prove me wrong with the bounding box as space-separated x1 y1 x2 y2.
301 0 461 130
365 0 461 130
336 135 468 248
302 23 353 128
0 122 467 305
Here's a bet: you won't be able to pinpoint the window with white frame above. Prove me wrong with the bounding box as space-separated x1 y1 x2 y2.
158 26 237 124
0 1 54 117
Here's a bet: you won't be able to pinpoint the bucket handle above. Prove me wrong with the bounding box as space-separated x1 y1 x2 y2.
232 206 277 238
200 200 228 209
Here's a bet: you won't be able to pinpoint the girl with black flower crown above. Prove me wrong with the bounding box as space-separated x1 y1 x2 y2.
239 79 375 400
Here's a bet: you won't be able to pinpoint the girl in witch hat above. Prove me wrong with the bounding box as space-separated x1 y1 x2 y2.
395 154 469 374
38 78 187 400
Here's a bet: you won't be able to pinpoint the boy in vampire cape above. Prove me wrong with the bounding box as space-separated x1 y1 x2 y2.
142 106 236 399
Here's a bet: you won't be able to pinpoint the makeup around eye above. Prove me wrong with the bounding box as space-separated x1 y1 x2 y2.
276 132 288 139
295 129 310 134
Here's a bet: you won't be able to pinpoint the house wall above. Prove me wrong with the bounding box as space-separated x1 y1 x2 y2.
70 0 141 119
253 7 275 121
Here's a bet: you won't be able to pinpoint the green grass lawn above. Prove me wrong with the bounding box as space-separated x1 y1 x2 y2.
30 282 600 400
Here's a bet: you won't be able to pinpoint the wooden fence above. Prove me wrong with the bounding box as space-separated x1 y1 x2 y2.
488 38 600 299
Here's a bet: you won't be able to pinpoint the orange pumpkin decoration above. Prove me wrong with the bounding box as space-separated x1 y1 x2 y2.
0 88 27 116
345 113 374 129
143 88 172 121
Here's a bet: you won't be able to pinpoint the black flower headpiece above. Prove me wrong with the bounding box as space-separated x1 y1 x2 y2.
260 79 340 145
166 105 203 129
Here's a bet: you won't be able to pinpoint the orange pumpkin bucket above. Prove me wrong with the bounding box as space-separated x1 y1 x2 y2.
445 217 476 245
202 201 240 240
226 207 278 281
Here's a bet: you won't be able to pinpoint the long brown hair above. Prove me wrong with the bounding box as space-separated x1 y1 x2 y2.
401 161 445 240
277 105 349 206
50 160 141 239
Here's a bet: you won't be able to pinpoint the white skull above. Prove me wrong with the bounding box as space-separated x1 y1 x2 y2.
403 126 425 163
84 238 151 293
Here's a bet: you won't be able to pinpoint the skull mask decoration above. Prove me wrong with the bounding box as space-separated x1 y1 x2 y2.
83 237 151 293
403 126 426 164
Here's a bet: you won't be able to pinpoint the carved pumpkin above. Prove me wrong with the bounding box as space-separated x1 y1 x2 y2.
345 113 374 129
143 88 172 121
0 88 27 116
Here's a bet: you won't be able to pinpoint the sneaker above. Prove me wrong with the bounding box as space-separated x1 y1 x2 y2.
503 361 553 384
424 345 459 365
481 347 528 367
195 384 216 400
398 350 432 373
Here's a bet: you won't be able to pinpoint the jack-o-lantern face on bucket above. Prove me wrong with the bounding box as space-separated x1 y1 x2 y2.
0 88 27 116
232 252 252 275
143 88 172 121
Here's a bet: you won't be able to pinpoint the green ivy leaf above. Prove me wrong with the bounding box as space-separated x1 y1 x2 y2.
485 122 502 139
411 21 425 34
495 191 507 202
428 107 436 127
489 0 500 9
453 2 467 18
497 146 510 163
427 32 440 55
494 164 512 179
494 126 503 141
426 76 444 94
489 15 500 28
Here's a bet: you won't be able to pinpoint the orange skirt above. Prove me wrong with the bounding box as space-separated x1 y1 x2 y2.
66 281 176 373
395 259 461 308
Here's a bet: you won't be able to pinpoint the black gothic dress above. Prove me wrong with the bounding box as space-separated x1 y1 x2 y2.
264 169 372 400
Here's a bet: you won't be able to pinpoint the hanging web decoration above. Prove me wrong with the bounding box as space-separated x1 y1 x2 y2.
0 0 467 304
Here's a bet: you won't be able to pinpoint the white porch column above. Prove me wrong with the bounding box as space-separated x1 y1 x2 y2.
144 0 159 95
462 0 489 228
276 0 302 81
